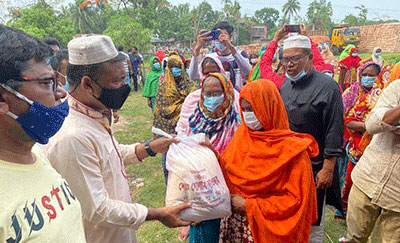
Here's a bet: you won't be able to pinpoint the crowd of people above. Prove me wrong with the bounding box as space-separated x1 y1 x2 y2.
0 19 399 243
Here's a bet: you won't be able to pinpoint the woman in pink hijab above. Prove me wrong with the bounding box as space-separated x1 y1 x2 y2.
175 54 240 134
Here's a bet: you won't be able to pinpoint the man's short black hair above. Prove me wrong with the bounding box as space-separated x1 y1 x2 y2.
213 21 234 35
0 25 53 87
49 49 68 71
132 46 138 51
117 46 124 52
43 37 60 48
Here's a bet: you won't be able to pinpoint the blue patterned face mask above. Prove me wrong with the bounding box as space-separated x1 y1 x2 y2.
171 67 182 77
1 84 69 144
352 53 358 57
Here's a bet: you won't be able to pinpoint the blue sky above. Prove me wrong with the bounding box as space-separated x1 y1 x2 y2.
170 0 400 22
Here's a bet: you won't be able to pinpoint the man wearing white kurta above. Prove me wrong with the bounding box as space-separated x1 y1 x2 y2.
44 35 191 243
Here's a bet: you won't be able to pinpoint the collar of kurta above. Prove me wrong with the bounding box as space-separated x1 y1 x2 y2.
67 94 113 130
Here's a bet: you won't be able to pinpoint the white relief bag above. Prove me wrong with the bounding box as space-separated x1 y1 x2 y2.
152 127 231 222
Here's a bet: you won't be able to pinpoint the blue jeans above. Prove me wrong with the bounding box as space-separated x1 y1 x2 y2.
189 218 221 243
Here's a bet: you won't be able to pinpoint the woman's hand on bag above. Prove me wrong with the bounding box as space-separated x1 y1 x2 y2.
158 202 193 228
150 137 180 154
231 194 246 214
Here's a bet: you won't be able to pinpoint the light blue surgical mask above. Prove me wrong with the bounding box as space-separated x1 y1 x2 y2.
153 62 161 69
215 41 227 51
375 53 381 57
285 70 307 82
352 53 358 57
171 67 182 77
203 94 225 112
361 76 376 88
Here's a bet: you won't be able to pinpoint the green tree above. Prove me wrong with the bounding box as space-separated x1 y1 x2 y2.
191 1 223 38
282 0 300 23
238 16 252 45
7 0 76 46
222 0 242 45
342 4 368 26
69 0 110 34
252 7 279 33
306 0 333 30
222 0 241 27
103 13 152 51
135 0 169 31
356 4 368 26
342 14 360 26
171 4 193 41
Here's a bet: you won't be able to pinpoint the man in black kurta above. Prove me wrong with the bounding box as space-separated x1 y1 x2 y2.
279 35 344 243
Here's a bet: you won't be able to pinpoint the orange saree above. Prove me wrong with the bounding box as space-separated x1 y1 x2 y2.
220 79 319 243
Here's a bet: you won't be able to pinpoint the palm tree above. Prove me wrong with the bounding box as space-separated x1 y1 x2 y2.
69 0 108 34
282 0 300 23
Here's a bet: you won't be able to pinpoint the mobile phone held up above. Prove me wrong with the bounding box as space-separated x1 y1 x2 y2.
201 30 221 41
285 25 301 33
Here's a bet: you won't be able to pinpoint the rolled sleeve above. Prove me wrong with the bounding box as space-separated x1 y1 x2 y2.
366 108 400 135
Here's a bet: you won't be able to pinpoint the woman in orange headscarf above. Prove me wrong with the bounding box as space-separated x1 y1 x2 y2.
219 79 319 243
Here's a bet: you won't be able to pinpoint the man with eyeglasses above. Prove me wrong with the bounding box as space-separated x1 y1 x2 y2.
0 25 86 242
259 25 326 90
43 35 192 243
279 35 344 243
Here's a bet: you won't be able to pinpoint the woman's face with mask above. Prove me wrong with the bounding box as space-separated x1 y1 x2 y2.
201 77 225 113
360 65 380 89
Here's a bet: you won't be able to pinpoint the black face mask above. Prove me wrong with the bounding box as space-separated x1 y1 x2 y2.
92 79 131 110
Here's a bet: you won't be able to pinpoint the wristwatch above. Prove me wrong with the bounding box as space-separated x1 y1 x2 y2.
145 140 156 157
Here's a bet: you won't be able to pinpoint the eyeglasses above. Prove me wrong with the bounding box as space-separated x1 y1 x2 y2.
10 76 58 93
281 54 307 65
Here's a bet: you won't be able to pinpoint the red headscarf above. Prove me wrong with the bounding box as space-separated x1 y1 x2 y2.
220 79 318 243
339 48 362 69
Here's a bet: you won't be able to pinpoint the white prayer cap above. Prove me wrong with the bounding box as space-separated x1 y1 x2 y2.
68 35 125 65
283 35 311 50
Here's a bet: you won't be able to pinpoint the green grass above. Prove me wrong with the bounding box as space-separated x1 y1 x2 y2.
114 91 348 243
